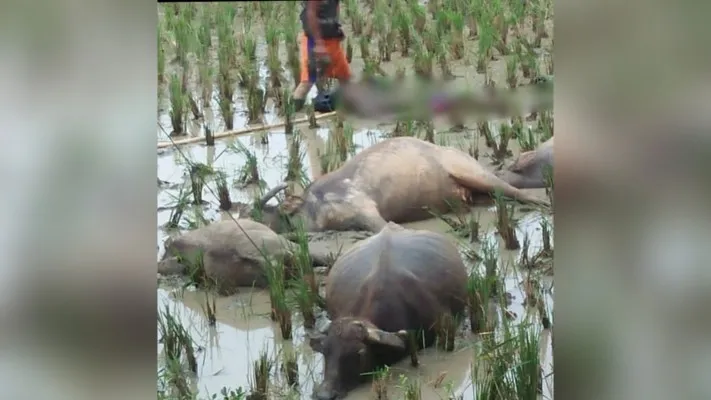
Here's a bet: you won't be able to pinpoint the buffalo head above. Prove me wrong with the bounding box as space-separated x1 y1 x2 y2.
309 317 408 400
233 183 303 233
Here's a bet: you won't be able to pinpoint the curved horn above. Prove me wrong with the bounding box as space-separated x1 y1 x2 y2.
365 327 408 349
258 183 288 207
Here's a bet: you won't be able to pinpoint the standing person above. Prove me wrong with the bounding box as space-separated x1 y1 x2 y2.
293 0 352 112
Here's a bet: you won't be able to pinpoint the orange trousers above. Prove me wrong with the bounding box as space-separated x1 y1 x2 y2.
299 32 351 83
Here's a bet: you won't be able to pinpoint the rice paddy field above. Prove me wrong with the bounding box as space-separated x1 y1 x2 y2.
157 1 554 399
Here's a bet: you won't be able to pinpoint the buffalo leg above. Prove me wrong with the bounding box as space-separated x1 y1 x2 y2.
353 208 388 232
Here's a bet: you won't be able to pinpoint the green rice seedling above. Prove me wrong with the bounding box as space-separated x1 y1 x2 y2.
537 110 553 141
391 120 417 137
214 171 232 211
394 13 413 57
409 2 427 32
506 54 520 88
216 73 234 130
371 366 391 400
169 73 188 136
467 263 493 334
511 323 544 398
413 39 433 80
481 235 504 300
216 24 235 130
466 0 481 39
521 50 540 81
266 25 284 100
493 190 520 250
201 290 217 326
158 303 198 375
516 126 538 152
165 184 190 230
263 254 292 339
287 221 318 328
449 12 465 60
517 233 544 270
159 356 193 399
228 140 261 187
492 123 513 164
246 71 266 124
248 350 273 400
533 0 549 48
189 163 214 205
284 27 301 88
436 38 455 81
427 0 439 17
285 133 305 183
349 3 364 35
435 311 459 351
172 12 193 68
281 348 299 387
400 375 422 400
476 13 495 74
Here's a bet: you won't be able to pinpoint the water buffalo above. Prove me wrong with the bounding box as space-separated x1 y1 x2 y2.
496 136 554 189
157 218 331 295
308 222 468 399
257 136 549 233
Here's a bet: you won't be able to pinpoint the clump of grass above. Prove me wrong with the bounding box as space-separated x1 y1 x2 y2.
281 348 299 388
168 73 188 136
491 123 514 164
537 110 554 141
214 171 232 211
475 10 495 74
189 163 214 205
263 253 292 339
281 89 296 132
288 222 318 329
399 375 422 400
435 312 458 352
540 218 553 258
413 37 433 80
467 263 494 334
516 126 538 152
201 290 217 326
216 11 236 130
506 54 520 88
285 133 306 183
332 117 355 162
283 21 301 88
158 303 198 376
228 140 261 187
422 119 435 143
265 24 284 101
391 120 418 137
166 184 190 230
248 350 273 400
371 366 391 400
493 190 520 250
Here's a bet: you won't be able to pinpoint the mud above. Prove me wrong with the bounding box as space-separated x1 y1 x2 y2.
157 3 553 399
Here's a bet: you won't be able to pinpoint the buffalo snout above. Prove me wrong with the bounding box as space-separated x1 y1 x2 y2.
313 382 341 400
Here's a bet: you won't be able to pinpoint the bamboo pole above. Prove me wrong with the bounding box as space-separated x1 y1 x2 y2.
157 111 338 149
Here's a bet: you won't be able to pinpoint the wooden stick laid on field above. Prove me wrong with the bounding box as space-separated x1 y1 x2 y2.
157 111 338 149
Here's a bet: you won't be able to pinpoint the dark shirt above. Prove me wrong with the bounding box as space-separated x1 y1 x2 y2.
300 0 343 39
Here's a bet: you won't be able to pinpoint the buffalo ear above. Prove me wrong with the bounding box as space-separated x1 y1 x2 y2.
364 328 408 349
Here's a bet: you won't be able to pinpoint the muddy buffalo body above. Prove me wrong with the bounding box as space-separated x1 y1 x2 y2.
496 136 554 189
157 219 330 295
308 223 468 399
258 136 548 233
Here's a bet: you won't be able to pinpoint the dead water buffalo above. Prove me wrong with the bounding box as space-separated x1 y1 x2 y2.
496 137 554 189
258 136 548 233
308 222 468 399
157 219 329 295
